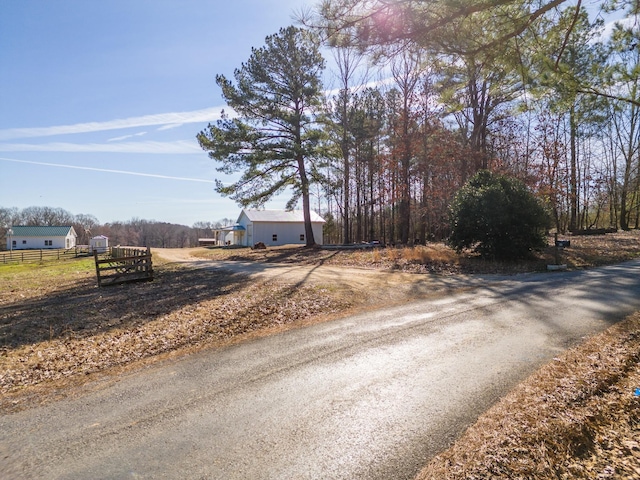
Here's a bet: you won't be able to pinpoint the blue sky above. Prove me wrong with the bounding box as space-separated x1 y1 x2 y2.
0 0 314 226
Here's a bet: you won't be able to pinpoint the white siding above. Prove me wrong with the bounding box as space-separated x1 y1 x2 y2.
89 236 109 253
236 210 324 246
9 235 68 250
312 223 323 245
224 231 236 245
64 232 76 249
252 221 305 246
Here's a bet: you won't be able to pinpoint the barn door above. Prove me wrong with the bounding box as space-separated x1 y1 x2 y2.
247 224 253 246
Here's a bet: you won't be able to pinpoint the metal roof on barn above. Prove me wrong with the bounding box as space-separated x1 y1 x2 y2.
240 209 325 223
221 224 246 231
10 226 76 237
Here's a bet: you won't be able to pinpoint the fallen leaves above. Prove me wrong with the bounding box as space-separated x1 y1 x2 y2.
416 312 640 480
0 264 352 409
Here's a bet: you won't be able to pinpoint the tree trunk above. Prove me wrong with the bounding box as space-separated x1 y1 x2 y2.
569 104 579 232
297 155 316 246
342 132 351 245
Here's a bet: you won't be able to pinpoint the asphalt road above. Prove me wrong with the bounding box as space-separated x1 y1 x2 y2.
2 260 640 480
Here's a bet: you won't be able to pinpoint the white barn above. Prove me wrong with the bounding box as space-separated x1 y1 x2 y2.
7 226 77 250
236 209 324 247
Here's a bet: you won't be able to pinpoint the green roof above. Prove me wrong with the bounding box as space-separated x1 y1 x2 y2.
10 226 76 237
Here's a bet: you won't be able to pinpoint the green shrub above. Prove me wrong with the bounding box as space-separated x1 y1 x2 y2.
448 170 549 260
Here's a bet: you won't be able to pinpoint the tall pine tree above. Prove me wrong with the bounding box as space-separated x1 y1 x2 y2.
197 26 326 246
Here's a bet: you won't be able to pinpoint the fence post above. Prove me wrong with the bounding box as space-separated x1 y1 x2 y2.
93 249 102 287
149 246 153 279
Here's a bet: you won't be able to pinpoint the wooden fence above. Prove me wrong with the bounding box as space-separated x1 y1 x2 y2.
0 246 90 264
94 246 153 287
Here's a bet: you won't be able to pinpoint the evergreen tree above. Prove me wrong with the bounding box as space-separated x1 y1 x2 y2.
197 26 326 246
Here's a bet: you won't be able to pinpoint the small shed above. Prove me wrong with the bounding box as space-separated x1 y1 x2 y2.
236 209 324 247
89 235 109 253
7 226 77 250
198 238 218 247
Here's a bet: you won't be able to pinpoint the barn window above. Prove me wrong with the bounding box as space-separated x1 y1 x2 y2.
45 240 52 246
272 234 278 242
300 234 304 241
12 240 16 247
22 240 26 245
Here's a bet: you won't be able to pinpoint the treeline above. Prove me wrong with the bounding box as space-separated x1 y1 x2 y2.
200 1 640 247
313 3 640 244
0 206 232 249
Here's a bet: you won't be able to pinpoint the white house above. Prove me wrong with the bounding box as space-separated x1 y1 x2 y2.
7 226 77 250
89 235 109 253
236 209 324 247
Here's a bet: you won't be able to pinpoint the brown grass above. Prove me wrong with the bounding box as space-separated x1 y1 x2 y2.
417 312 640 480
558 231 640 268
194 230 640 275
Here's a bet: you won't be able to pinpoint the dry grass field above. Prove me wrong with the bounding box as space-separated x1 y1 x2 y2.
1 230 639 478
194 230 640 274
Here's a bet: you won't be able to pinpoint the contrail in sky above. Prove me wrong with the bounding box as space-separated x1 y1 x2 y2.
0 107 226 141
0 157 215 183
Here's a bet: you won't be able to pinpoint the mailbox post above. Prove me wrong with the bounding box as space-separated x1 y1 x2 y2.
549 233 569 270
